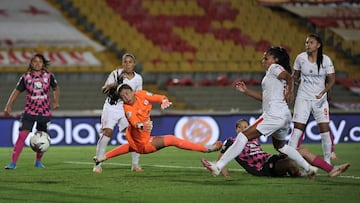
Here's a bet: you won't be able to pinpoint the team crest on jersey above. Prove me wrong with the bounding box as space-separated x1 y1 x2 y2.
144 100 149 105
43 78 48 83
34 81 43 89
126 111 132 118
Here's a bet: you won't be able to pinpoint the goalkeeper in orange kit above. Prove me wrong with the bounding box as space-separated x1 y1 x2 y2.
93 84 222 171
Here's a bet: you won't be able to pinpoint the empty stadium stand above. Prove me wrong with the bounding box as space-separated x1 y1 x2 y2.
0 0 358 113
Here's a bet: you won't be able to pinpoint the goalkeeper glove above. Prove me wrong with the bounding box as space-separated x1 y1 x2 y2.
161 98 172 110
136 120 153 132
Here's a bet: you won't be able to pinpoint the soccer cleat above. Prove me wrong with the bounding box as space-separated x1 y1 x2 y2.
35 161 45 168
328 162 351 177
206 141 223 153
330 152 338 160
93 155 106 173
5 162 16 170
306 165 318 180
201 158 220 176
93 162 102 174
131 165 144 172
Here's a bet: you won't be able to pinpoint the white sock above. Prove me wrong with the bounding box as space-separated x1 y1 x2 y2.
131 152 141 166
288 128 303 148
321 132 332 164
216 132 248 170
278 144 310 171
96 135 111 158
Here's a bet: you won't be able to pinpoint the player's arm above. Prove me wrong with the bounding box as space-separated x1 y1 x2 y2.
278 70 294 104
52 87 60 109
292 70 301 86
4 89 21 116
145 92 172 110
316 73 335 99
50 74 60 109
234 80 262 101
102 70 118 94
4 76 25 116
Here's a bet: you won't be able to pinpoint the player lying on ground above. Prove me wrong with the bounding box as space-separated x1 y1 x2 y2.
93 84 222 171
217 119 350 178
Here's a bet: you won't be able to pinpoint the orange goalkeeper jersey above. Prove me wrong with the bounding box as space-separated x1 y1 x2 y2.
123 90 166 152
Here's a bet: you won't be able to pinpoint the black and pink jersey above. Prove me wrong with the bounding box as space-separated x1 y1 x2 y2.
16 70 58 116
221 137 271 176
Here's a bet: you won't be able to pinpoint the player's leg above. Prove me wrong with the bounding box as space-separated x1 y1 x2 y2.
272 157 301 177
289 122 306 148
313 99 332 164
151 135 222 152
330 132 338 160
93 128 112 173
298 146 332 172
104 143 131 160
318 123 332 164
289 98 310 148
131 152 143 172
118 117 143 172
33 116 51 168
273 119 317 179
93 105 118 173
5 114 34 169
298 146 350 177
202 124 259 176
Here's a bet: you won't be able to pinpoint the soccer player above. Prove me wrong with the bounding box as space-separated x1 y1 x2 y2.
219 119 350 177
93 53 143 173
201 46 318 179
93 84 222 171
289 33 337 164
4 54 60 169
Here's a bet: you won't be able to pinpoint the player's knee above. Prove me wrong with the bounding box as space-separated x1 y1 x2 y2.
102 128 113 137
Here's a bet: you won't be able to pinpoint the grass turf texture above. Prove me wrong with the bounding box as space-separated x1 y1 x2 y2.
0 143 359 203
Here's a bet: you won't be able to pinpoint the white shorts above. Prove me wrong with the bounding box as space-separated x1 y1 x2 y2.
255 112 292 141
293 97 330 124
101 102 129 132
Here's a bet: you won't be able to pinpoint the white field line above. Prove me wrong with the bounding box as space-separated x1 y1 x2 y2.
64 161 360 180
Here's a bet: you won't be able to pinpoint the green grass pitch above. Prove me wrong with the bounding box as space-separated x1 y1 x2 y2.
0 143 359 203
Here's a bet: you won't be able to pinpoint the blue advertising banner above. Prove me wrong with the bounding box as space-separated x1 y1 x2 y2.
0 113 359 147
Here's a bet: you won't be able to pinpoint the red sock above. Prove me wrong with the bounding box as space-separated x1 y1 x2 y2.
312 156 333 172
12 130 29 163
105 144 130 159
163 135 206 152
36 152 43 161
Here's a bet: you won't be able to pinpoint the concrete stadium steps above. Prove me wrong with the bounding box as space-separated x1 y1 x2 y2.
167 86 262 112
167 84 359 112
330 84 360 103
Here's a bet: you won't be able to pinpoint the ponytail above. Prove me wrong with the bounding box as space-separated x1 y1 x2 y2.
308 33 323 73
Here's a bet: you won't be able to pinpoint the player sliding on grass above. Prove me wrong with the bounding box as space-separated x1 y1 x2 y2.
217 119 350 178
201 47 318 179
93 84 222 171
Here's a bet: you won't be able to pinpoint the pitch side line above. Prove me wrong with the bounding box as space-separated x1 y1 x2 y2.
64 161 360 179
64 161 244 171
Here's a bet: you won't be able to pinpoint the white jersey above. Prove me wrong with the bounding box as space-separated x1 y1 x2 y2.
101 69 143 130
294 52 335 100
104 68 143 106
261 64 291 117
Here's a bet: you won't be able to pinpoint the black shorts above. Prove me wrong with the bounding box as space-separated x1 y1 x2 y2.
261 154 286 177
19 113 51 132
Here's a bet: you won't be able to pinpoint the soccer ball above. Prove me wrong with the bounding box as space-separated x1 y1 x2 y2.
30 131 51 153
